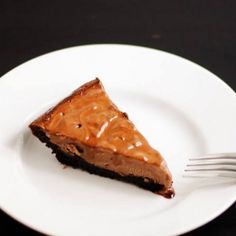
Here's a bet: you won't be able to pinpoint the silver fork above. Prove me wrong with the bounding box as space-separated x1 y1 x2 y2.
184 153 236 178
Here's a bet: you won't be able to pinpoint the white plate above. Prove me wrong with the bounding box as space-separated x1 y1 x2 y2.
0 44 235 236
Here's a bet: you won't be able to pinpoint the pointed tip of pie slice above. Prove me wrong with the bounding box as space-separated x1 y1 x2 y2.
29 78 174 198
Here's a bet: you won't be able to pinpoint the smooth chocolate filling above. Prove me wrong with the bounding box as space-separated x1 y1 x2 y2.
31 126 174 198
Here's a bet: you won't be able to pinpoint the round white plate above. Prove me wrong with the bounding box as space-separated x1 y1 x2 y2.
0 44 235 236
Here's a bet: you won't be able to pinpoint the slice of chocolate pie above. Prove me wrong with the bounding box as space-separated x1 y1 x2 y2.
29 78 174 198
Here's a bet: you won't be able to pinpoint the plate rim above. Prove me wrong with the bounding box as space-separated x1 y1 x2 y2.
1 43 235 95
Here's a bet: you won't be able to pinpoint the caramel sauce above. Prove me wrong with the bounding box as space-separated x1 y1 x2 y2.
35 79 164 166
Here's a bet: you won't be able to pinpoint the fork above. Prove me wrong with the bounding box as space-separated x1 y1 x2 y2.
184 153 236 178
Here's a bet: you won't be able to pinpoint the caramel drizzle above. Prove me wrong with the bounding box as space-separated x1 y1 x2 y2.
44 83 161 164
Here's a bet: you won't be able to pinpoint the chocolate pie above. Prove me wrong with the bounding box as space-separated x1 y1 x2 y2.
29 78 174 198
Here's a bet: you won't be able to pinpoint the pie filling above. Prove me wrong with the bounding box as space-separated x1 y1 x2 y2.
31 126 174 198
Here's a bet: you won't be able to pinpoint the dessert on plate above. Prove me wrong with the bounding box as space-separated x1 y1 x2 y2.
29 78 174 198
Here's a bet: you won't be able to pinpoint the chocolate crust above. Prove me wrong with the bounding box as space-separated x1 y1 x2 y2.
30 126 174 198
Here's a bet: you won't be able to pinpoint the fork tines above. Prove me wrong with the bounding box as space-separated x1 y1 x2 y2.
184 153 236 178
